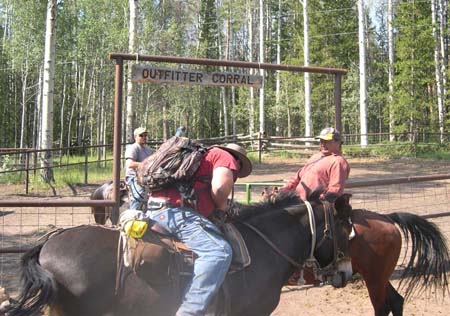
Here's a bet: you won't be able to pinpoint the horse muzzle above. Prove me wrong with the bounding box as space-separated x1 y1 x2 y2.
328 258 352 288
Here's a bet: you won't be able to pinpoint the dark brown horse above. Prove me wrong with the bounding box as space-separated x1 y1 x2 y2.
8 192 352 316
90 180 129 224
294 208 450 316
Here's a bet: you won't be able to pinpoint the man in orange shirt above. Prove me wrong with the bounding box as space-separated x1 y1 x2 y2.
282 127 350 203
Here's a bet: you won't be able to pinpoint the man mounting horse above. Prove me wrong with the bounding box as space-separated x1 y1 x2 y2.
121 142 253 316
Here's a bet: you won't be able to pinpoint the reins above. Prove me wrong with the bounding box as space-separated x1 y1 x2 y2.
238 220 304 269
237 200 341 275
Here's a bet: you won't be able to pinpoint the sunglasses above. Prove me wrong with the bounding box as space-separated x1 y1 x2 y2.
138 134 148 137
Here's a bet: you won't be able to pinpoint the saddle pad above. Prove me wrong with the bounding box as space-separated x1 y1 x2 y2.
221 223 251 272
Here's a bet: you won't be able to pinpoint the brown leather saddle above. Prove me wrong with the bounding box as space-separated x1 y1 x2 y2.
121 220 251 276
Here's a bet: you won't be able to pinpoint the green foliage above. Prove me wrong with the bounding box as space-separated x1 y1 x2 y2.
343 143 416 158
343 142 450 161
0 0 446 153
392 2 434 134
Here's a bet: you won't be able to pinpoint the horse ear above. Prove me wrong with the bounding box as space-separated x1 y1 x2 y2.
334 193 352 216
307 185 324 201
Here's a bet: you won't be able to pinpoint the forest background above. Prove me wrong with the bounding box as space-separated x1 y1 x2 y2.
0 0 448 153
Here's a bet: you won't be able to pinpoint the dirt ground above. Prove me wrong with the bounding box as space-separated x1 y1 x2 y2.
1 155 450 315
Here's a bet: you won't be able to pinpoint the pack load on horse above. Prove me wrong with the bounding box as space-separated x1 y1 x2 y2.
262 186 450 316
7 191 353 316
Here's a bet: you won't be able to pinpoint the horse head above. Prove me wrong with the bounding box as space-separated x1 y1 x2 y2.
272 191 353 288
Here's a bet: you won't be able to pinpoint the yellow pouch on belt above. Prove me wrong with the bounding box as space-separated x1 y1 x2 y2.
123 220 148 239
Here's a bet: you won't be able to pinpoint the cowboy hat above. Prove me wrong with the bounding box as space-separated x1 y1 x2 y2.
213 143 252 178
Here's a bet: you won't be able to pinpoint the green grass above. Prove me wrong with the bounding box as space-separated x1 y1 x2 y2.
0 155 116 188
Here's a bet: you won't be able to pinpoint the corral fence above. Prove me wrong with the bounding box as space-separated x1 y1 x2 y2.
1 131 447 195
0 171 449 296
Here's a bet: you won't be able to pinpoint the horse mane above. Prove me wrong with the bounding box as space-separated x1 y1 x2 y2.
234 190 302 221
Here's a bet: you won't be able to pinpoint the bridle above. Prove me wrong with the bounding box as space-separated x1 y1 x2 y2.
237 200 347 279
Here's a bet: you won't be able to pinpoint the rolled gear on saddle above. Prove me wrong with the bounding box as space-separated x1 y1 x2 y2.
120 209 149 239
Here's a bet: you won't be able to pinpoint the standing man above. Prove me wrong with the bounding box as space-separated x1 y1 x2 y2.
125 127 154 210
122 143 252 316
282 127 350 202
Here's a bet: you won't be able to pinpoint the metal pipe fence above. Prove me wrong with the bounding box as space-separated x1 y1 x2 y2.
2 132 447 196
0 174 450 296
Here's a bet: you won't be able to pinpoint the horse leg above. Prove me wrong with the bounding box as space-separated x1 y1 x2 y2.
92 206 107 225
386 282 404 316
364 278 391 316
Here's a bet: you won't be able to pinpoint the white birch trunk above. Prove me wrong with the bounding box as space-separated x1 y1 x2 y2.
247 1 255 137
19 58 29 152
439 0 447 100
258 0 265 135
431 0 445 143
40 0 57 184
126 0 138 142
275 0 281 136
221 6 231 136
301 0 311 137
32 65 43 151
388 0 395 141
358 0 367 147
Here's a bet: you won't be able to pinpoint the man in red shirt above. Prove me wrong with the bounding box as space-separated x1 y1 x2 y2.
143 143 252 316
282 127 350 203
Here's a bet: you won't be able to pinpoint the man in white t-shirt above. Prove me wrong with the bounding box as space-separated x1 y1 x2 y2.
124 127 154 210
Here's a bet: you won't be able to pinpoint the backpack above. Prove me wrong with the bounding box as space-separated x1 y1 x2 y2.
136 136 208 202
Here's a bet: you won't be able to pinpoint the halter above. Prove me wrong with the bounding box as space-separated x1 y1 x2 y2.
238 200 345 281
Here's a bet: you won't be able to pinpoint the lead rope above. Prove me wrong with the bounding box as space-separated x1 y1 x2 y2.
297 200 317 286
304 200 316 259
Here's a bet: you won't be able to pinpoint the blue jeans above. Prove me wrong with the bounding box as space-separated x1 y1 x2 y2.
147 207 232 316
126 176 147 210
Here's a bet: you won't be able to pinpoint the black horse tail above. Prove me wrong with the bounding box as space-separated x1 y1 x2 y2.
7 244 56 316
387 212 450 299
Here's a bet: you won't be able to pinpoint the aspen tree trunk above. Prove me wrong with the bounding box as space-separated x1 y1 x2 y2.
221 5 231 136
258 0 265 135
438 0 447 100
126 0 138 142
358 0 368 147
300 0 311 137
77 64 87 146
275 0 281 136
59 73 67 152
19 58 29 152
230 0 236 136
32 65 43 152
67 62 78 149
432 0 445 143
40 0 57 186
388 0 395 141
247 1 255 137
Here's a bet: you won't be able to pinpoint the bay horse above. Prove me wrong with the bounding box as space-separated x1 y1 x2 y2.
8 191 353 316
348 208 449 316
293 208 450 316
